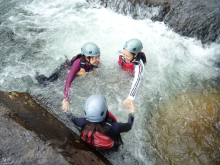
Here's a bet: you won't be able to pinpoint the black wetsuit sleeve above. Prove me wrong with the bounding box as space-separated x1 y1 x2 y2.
128 113 134 126
65 112 86 127
110 113 135 136
65 112 78 125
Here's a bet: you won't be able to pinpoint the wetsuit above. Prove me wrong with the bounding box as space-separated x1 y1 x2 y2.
64 58 93 101
119 53 145 101
66 111 134 149
35 55 94 88
67 112 134 136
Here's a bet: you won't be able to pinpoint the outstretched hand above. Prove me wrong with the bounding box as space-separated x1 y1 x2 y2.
76 68 87 76
123 99 135 113
123 99 133 106
62 99 70 112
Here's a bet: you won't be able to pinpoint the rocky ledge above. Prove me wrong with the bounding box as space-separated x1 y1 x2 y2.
0 91 112 165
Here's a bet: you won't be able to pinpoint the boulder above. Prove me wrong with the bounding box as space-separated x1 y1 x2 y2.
89 0 220 44
0 91 112 165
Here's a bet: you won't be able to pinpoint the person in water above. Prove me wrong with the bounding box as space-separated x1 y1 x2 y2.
118 38 146 107
35 42 101 110
61 42 100 110
63 94 135 150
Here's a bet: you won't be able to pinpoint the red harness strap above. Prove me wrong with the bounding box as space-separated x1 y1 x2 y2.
118 52 146 73
81 111 117 149
118 55 135 73
81 131 114 149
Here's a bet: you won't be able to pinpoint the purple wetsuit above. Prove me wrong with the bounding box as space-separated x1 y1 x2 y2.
64 58 93 101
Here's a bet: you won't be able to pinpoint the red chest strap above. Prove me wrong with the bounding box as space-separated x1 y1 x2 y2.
118 55 135 72
81 111 117 149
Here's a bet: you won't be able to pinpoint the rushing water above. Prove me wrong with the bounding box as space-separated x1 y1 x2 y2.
0 0 219 164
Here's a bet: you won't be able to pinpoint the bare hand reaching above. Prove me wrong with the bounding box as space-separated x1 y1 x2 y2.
123 99 135 113
62 99 70 112
76 68 87 76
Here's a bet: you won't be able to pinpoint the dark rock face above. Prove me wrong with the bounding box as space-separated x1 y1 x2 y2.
0 91 112 165
88 0 220 44
160 0 220 44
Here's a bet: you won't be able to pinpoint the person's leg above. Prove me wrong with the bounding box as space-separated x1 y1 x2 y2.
35 72 48 86
46 66 63 82
35 64 65 86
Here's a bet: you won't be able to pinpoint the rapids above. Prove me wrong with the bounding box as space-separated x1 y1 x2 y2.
0 0 219 164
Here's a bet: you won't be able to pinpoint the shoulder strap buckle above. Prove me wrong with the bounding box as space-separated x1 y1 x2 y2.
104 117 114 130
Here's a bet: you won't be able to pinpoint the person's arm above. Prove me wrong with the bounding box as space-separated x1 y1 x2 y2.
110 113 134 135
76 68 87 75
123 60 144 106
65 111 86 127
109 102 135 136
62 58 81 111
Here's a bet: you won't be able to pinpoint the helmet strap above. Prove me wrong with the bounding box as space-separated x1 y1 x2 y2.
85 56 97 67
132 53 137 61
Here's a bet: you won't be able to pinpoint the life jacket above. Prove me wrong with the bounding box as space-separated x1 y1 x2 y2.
81 111 117 149
118 52 146 73
65 53 98 72
66 53 86 69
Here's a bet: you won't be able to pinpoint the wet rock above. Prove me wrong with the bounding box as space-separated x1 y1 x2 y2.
88 0 220 44
149 89 220 164
0 91 112 165
0 103 69 164
160 0 220 44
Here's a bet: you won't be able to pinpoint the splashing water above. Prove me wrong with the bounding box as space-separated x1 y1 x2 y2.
0 0 219 164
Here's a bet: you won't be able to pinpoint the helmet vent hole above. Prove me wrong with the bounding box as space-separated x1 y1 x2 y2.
133 48 136 51
101 111 104 116
89 51 92 54
84 112 86 115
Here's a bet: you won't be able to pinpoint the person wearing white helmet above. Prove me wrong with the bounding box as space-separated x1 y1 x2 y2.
63 94 135 150
118 38 147 107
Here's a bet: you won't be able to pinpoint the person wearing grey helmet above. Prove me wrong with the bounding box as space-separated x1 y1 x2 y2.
63 94 135 150
35 42 101 110
118 39 147 107
62 42 101 111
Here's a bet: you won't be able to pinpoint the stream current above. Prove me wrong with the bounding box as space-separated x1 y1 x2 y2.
0 0 219 164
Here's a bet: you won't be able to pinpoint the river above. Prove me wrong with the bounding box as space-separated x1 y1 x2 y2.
0 0 219 164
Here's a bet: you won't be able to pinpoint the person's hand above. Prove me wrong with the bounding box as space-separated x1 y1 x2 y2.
91 68 99 74
123 99 133 107
129 101 135 113
90 70 96 74
76 68 87 76
62 99 69 112
123 99 135 113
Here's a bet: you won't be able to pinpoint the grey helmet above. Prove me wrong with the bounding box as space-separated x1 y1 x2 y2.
84 94 108 122
123 38 143 54
81 42 100 57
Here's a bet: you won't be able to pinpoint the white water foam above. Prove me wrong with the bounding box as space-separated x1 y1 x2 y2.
0 0 219 164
